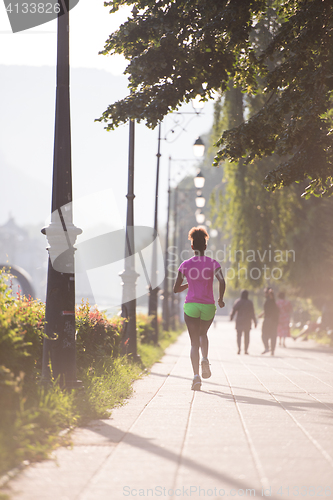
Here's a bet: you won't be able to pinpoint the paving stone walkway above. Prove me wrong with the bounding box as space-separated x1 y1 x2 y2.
3 318 333 500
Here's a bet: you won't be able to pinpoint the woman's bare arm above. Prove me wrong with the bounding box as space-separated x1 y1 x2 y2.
215 267 226 308
173 271 189 293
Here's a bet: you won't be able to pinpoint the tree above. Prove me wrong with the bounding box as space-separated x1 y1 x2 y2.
214 0 333 197
206 7 333 299
98 0 266 128
209 86 298 290
287 194 333 304
99 0 333 197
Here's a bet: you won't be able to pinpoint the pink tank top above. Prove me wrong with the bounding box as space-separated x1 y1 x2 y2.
179 255 221 304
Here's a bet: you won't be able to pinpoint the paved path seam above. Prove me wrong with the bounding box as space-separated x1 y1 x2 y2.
282 350 333 370
3 321 333 500
74 337 189 499
218 350 270 491
240 358 333 469
169 391 195 494
258 358 333 413
279 358 333 389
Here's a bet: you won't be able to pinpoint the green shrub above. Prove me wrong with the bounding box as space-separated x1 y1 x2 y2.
136 313 164 344
0 272 44 381
75 300 124 370
0 269 45 429
0 382 76 474
0 270 182 477
136 313 154 343
0 365 24 422
75 357 142 421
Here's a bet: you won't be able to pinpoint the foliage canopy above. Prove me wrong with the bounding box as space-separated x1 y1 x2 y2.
99 0 333 196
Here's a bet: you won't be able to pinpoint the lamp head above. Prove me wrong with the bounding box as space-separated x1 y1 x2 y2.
193 137 205 157
194 170 205 189
191 95 205 111
195 196 206 208
196 212 205 224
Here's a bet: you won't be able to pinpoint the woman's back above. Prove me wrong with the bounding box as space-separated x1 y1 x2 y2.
179 255 220 304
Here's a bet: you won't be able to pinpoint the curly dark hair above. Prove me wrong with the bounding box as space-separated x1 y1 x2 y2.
188 226 209 251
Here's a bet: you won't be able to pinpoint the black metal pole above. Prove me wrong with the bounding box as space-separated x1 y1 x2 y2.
162 156 171 331
177 219 185 323
41 0 82 388
120 119 139 358
148 122 161 343
170 186 178 330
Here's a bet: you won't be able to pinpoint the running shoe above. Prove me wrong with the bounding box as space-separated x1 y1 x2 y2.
191 375 201 391
201 359 211 379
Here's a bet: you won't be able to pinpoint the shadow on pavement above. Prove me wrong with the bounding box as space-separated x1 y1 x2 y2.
201 390 333 414
83 420 274 496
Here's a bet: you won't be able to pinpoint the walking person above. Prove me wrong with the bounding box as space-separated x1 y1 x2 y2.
260 288 279 355
173 227 225 390
276 291 292 347
230 290 257 355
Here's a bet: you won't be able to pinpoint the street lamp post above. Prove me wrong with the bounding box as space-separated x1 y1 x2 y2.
41 0 82 388
162 155 172 331
170 185 178 330
120 119 139 357
167 140 206 328
150 102 205 337
148 123 161 344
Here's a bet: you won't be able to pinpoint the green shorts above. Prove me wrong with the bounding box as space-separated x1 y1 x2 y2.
184 302 217 321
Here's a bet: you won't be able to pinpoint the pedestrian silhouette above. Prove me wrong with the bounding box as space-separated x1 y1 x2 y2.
230 290 257 354
276 291 292 347
259 288 279 356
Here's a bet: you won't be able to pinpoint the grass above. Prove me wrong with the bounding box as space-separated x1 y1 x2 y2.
312 332 333 346
75 357 144 422
137 328 182 367
0 325 184 481
291 327 333 346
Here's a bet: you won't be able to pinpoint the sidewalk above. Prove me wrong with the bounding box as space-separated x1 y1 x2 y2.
3 318 333 500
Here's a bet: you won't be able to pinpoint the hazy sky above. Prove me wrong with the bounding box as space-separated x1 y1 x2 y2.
0 0 129 73
0 0 215 228
0 0 216 307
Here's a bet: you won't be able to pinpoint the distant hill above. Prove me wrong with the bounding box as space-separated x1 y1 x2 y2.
0 64 214 307
0 65 129 227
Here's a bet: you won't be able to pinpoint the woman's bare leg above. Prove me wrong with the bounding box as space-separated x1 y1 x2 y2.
184 314 201 375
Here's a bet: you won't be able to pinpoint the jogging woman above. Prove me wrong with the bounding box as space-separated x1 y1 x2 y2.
173 227 225 390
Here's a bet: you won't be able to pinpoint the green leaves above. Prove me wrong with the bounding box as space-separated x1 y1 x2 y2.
98 0 267 129
301 177 333 199
214 0 333 194
99 0 333 196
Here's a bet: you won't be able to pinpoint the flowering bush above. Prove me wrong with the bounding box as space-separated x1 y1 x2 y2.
75 300 125 370
0 269 126 386
0 271 172 476
0 269 47 467
0 271 45 382
136 313 163 344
